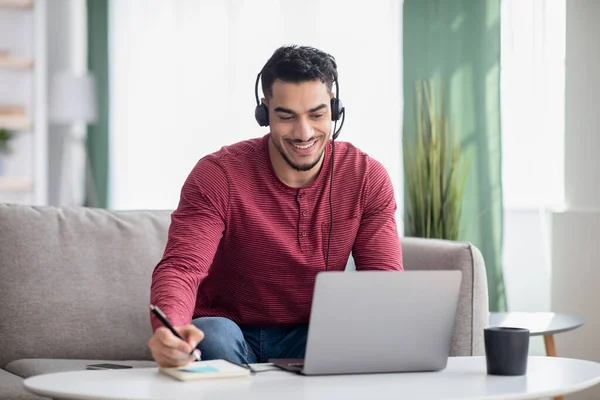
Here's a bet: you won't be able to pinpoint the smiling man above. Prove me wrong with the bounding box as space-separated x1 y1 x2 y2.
148 45 403 367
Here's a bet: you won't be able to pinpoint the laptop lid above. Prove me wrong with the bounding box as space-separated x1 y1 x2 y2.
301 270 462 375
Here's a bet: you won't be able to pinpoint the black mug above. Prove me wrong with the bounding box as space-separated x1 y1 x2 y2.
484 327 530 376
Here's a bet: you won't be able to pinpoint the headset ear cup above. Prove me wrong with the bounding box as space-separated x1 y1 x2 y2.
255 104 269 127
330 98 343 121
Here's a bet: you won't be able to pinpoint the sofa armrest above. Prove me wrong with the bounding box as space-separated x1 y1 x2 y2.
401 237 489 356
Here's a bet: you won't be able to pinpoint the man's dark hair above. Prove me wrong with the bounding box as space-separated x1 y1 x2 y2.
260 45 338 99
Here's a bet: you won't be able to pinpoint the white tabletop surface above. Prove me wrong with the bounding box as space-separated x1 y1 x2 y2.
24 356 600 400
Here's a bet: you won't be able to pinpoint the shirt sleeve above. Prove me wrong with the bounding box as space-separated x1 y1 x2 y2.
352 159 403 271
150 157 229 331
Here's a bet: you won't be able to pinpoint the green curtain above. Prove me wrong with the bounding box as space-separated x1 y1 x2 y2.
403 0 506 311
86 0 110 208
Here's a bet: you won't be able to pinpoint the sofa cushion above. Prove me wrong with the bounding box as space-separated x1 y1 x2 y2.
0 205 172 367
6 358 157 379
0 368 47 399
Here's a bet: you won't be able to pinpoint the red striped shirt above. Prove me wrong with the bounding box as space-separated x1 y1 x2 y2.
150 134 402 330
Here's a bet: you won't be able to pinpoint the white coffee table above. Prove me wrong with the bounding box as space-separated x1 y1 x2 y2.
24 356 600 400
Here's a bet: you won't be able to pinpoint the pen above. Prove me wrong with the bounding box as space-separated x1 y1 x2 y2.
149 304 201 362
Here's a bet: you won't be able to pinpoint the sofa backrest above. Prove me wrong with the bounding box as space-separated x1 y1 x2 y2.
0 204 488 367
401 237 489 356
0 204 171 367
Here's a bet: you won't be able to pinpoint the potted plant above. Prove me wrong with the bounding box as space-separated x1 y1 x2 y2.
403 80 469 240
0 128 14 176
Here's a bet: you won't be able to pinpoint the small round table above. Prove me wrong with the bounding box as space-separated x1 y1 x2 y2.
488 312 583 356
488 312 584 400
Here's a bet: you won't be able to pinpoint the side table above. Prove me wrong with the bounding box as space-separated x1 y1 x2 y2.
488 312 584 400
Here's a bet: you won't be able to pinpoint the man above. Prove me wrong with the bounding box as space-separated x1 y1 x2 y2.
148 45 402 367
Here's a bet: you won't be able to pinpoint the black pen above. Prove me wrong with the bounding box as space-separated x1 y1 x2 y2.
149 304 201 362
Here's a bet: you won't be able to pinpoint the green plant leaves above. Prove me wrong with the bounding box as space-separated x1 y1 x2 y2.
0 128 13 154
404 80 469 240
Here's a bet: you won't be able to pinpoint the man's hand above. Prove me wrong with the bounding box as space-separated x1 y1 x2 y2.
148 325 204 367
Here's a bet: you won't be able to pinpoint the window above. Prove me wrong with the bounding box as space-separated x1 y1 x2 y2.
501 0 566 210
109 1 403 212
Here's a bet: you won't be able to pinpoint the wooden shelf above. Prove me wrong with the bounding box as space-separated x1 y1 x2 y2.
0 0 33 9
0 178 33 191
0 115 31 130
0 55 33 69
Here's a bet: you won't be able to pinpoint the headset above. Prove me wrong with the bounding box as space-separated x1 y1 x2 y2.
254 71 345 138
254 66 346 271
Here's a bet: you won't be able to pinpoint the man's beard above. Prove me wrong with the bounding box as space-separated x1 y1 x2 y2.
278 145 325 172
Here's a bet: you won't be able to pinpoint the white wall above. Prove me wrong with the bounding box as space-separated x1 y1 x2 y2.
503 208 553 356
552 212 600 399
503 209 552 313
551 1 600 398
563 1 600 211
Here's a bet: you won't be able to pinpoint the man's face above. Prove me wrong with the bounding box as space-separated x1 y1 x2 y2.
266 79 333 172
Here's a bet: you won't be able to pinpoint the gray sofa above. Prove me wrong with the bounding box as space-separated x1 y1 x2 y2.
0 204 489 399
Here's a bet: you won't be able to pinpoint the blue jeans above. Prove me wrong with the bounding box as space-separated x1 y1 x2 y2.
191 317 308 363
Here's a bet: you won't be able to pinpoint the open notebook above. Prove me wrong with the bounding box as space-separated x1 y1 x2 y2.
159 359 252 381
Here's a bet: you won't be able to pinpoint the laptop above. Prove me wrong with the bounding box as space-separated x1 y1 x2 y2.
270 270 462 375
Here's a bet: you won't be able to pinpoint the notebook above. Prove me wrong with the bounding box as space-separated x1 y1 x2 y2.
159 359 251 381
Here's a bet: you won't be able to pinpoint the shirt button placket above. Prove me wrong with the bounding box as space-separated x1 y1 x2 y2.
297 190 310 252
